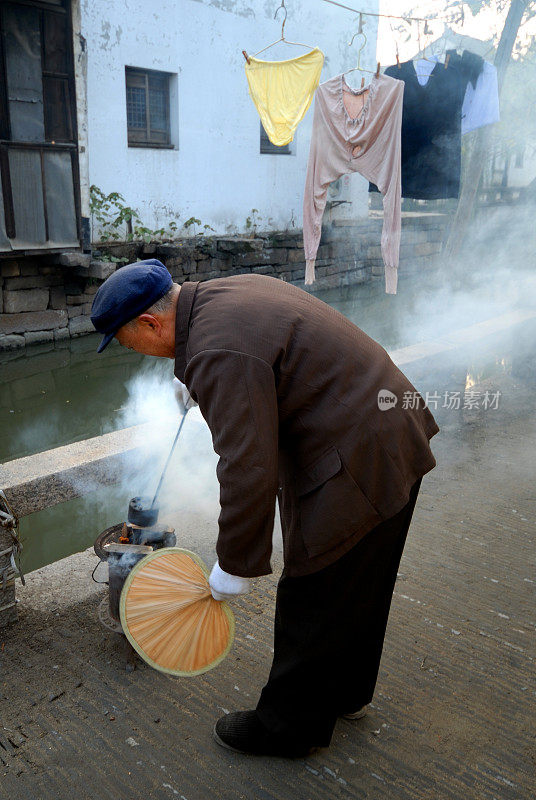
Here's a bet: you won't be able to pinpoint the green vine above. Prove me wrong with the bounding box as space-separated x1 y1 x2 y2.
89 186 180 244
245 208 261 237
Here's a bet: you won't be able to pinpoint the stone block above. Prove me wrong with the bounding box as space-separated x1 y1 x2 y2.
88 260 116 281
4 288 49 313
287 248 305 263
68 315 95 337
0 334 25 351
83 284 98 295
20 262 40 276
217 238 263 255
4 275 52 290
366 245 382 260
234 251 272 267
251 265 274 275
196 260 217 273
57 252 91 268
24 330 54 346
66 292 93 306
316 244 333 260
0 309 68 334
98 242 140 261
0 261 20 278
54 327 70 341
166 256 184 268
264 249 289 265
211 258 232 271
197 240 218 258
39 265 63 276
50 287 66 309
268 234 303 248
68 305 83 318
181 259 197 275
155 243 184 258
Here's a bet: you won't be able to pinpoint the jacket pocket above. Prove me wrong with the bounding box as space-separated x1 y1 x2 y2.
297 446 380 558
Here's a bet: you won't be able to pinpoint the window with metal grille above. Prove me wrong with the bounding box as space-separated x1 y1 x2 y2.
125 68 171 147
260 122 291 155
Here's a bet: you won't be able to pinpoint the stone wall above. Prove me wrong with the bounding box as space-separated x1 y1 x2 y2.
0 254 98 351
0 214 447 351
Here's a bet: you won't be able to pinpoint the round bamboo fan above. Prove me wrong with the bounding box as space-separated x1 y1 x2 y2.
119 548 235 676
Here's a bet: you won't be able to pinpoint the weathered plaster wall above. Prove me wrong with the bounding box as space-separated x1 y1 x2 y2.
79 0 380 238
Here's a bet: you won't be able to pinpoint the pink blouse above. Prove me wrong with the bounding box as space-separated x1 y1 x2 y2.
303 73 404 294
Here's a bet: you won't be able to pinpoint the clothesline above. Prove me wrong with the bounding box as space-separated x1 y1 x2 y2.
320 0 465 25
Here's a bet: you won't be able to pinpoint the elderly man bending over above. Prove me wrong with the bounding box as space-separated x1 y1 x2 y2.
91 259 439 758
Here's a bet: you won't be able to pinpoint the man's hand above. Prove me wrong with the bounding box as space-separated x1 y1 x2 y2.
173 377 197 414
209 560 251 602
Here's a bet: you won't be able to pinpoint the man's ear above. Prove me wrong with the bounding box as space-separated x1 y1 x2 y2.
137 313 162 334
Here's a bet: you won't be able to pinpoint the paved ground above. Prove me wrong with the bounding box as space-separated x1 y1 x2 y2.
1 319 535 800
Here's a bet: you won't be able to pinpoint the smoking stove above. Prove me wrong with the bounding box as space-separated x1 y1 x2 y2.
93 496 176 633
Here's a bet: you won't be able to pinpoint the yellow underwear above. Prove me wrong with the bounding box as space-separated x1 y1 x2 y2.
245 47 324 146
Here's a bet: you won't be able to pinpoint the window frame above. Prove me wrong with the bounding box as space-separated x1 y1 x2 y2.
0 0 82 252
259 121 292 156
125 66 172 149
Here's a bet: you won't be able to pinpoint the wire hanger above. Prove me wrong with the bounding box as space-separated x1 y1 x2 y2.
344 14 380 87
411 19 439 82
242 0 315 63
419 20 438 64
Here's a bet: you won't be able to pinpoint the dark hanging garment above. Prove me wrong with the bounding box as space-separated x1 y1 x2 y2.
459 49 484 89
369 59 468 200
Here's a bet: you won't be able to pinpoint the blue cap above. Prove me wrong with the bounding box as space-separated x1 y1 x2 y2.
91 259 173 353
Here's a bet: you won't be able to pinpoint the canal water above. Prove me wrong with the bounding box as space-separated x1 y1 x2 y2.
1 269 534 574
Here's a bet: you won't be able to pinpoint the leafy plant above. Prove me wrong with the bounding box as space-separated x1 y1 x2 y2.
182 218 215 237
245 208 261 236
90 186 183 244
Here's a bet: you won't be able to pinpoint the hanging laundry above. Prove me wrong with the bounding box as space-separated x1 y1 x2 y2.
303 73 403 294
441 50 499 134
369 58 469 200
461 60 500 135
410 51 499 136
245 48 324 146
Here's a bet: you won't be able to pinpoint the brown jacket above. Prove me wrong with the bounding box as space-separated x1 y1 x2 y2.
174 275 439 578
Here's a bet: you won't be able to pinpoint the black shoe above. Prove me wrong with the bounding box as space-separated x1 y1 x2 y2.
340 704 368 720
213 710 316 758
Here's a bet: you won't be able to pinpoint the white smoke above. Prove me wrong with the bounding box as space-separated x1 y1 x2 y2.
111 360 220 538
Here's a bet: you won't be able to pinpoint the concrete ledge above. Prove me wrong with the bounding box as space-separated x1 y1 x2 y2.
0 425 150 516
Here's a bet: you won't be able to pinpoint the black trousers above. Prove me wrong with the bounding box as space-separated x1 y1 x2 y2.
256 477 423 747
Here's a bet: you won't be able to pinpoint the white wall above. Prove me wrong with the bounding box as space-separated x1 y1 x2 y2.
80 0 379 239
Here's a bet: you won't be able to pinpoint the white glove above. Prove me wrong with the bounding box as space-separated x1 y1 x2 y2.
209 560 251 602
173 377 197 413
